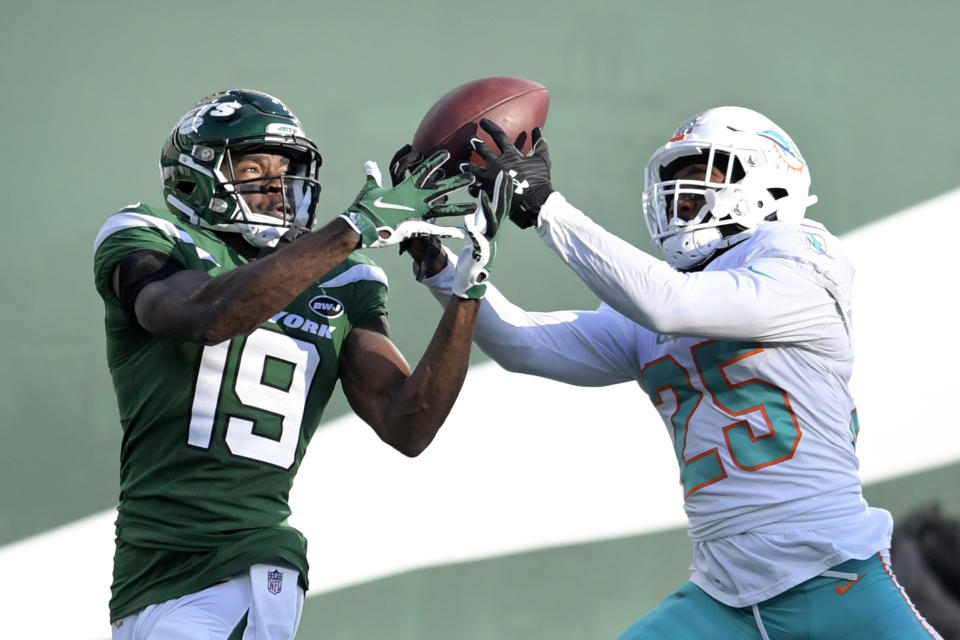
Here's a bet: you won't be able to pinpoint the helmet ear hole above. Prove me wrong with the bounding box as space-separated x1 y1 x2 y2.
767 188 788 221
176 180 197 196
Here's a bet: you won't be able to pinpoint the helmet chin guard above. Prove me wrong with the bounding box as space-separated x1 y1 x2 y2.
642 106 816 271
237 216 297 249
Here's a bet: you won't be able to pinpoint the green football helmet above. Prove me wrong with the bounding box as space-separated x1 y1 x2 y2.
160 89 322 248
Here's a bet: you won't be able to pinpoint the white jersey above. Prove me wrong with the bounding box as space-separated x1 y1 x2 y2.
422 192 892 607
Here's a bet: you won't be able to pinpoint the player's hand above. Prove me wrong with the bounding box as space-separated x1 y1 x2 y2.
464 118 553 229
388 143 425 187
440 169 512 299
340 151 475 248
388 143 448 279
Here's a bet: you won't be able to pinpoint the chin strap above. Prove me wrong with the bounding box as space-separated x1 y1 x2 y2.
254 225 310 259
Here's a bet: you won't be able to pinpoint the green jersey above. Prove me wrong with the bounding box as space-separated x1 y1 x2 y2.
93 204 388 620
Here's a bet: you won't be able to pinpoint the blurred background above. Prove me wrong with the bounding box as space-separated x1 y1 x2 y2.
2 1 960 638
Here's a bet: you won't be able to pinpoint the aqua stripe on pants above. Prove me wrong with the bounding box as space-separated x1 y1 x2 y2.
618 553 941 639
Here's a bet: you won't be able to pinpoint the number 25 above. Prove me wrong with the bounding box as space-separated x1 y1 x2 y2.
643 341 802 498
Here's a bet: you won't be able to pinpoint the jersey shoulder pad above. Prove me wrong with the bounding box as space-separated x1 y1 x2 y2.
743 220 846 264
745 219 855 301
315 251 388 291
92 203 225 299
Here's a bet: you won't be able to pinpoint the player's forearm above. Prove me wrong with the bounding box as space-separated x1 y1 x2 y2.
536 192 691 334
417 249 537 372
536 193 767 337
537 196 844 342
176 219 360 343
419 251 634 386
470 289 629 385
382 298 479 456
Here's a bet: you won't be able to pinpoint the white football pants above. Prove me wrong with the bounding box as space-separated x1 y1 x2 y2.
111 563 304 640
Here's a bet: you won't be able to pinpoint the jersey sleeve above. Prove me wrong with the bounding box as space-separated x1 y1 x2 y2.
92 212 180 302
536 193 851 349
420 247 640 386
316 252 389 329
741 220 855 339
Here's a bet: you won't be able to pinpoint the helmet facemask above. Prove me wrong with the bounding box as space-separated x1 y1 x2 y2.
210 138 321 247
644 146 762 270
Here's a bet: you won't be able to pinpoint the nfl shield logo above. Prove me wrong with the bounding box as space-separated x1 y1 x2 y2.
267 569 283 595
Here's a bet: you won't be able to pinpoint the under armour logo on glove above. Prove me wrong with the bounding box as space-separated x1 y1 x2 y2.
508 169 530 195
465 119 554 229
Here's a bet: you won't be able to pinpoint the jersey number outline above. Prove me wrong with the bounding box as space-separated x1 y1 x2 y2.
187 329 320 469
642 340 802 498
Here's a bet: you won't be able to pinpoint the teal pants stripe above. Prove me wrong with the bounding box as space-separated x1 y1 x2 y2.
619 554 941 639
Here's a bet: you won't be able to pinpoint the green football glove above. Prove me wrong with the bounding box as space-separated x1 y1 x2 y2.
340 150 475 249
446 169 512 299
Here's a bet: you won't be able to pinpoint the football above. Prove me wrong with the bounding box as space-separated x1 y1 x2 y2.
411 77 550 177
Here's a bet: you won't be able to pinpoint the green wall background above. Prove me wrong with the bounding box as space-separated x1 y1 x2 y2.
2 1 959 637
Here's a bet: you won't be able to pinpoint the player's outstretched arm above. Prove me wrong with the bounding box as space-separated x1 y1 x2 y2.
418 250 639 387
114 155 474 345
338 172 510 456
118 219 362 344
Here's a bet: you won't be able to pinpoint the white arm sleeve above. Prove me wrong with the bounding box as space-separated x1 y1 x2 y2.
420 248 639 387
536 192 844 345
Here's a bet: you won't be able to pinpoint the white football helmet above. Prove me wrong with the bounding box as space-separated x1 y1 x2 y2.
642 106 817 270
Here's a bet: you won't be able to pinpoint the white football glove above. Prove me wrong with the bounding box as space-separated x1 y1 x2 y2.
451 170 511 299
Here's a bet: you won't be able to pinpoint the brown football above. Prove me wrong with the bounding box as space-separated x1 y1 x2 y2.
411 77 550 178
